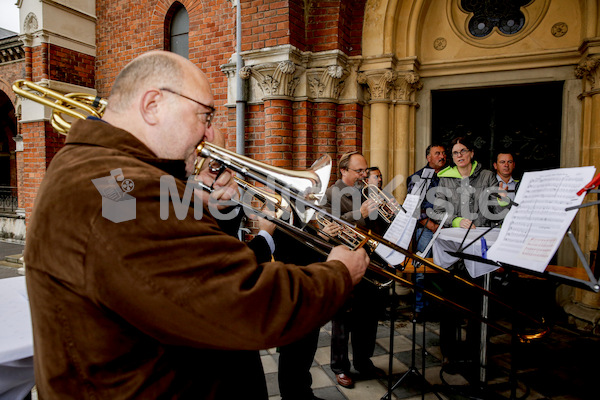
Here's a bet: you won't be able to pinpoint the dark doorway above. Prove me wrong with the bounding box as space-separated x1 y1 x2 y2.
0 91 17 186
431 82 563 180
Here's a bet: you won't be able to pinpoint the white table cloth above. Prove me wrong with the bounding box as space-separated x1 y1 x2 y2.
0 276 34 400
433 227 500 278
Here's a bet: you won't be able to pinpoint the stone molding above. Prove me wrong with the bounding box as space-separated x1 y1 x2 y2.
0 35 24 64
575 56 600 93
357 70 397 102
393 71 423 103
221 45 354 104
240 60 303 100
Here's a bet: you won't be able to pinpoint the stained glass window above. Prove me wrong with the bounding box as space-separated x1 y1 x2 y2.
461 0 533 37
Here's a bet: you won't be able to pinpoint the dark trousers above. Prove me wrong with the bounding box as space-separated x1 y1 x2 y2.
330 281 383 374
434 268 483 364
278 329 320 400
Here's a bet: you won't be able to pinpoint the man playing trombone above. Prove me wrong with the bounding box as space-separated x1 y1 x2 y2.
23 50 369 400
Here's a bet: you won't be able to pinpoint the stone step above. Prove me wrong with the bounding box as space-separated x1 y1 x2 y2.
4 253 23 266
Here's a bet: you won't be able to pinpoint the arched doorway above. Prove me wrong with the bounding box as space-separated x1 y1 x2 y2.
0 90 18 213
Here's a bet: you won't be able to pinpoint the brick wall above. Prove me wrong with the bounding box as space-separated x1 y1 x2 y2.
96 0 236 131
49 45 95 88
20 121 65 221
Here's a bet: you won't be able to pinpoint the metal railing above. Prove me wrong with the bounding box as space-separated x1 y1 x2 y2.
0 186 18 213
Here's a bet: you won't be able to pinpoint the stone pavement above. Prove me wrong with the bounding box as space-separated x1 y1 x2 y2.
261 303 600 400
0 240 24 278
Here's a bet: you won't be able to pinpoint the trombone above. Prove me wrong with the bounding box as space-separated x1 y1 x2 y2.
12 79 106 135
13 79 549 342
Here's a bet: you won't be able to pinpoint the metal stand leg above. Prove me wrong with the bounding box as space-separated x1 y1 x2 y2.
381 268 442 400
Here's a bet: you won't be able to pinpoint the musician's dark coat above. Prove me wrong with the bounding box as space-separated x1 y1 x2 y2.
24 118 352 399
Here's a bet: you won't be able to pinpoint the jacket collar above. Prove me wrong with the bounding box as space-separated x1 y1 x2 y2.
438 161 479 178
66 118 188 179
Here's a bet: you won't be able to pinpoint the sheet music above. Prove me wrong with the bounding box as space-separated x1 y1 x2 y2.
374 194 420 265
487 166 596 272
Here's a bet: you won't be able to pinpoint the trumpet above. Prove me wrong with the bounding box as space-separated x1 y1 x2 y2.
361 180 403 223
315 213 378 253
315 213 395 288
13 79 549 342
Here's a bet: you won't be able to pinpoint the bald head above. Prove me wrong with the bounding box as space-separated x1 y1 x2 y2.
102 51 215 175
107 51 186 111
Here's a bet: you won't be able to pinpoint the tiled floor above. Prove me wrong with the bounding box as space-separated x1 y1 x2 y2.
261 302 600 400
3 240 599 400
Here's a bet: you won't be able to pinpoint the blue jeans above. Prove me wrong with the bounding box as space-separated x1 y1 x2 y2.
414 227 433 312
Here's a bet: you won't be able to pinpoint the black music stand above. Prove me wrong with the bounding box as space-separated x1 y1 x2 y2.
381 276 442 400
381 231 443 400
440 188 600 400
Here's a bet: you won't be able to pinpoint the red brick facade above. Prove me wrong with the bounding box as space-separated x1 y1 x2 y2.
14 0 368 225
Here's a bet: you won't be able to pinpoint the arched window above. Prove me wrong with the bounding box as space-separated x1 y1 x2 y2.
168 4 189 58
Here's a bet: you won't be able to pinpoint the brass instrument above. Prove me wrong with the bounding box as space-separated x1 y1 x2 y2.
12 79 107 135
234 176 293 223
195 141 330 224
13 79 549 342
361 180 403 223
315 213 394 288
315 213 377 252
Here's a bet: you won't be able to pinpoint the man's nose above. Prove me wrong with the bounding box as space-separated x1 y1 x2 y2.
204 124 215 142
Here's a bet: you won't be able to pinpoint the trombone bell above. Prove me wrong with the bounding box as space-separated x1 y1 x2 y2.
195 141 332 224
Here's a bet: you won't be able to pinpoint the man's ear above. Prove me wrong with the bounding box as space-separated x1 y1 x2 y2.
493 162 498 170
139 89 162 125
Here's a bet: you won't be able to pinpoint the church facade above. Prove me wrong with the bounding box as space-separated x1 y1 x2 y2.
2 0 600 328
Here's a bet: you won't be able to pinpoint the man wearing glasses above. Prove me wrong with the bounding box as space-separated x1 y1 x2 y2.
324 151 388 388
24 51 370 399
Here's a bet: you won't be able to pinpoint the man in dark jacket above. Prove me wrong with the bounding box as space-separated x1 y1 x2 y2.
24 50 369 399
325 151 387 388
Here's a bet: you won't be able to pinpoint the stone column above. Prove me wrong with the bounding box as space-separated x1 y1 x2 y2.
357 70 396 182
569 56 600 332
391 72 422 200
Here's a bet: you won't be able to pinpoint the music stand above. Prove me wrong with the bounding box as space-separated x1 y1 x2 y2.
381 245 443 400
440 185 600 399
380 174 445 400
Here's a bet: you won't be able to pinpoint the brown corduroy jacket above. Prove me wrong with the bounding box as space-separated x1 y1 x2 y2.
24 118 352 399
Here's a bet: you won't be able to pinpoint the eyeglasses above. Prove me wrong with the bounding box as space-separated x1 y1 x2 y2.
348 168 367 174
159 88 215 128
452 148 470 157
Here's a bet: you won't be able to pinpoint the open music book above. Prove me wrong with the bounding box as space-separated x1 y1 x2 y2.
487 166 596 273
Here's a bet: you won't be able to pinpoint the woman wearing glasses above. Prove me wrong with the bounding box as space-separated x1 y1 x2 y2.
433 136 505 229
430 136 508 374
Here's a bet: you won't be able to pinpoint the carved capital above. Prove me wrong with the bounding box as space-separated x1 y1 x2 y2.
575 56 600 90
357 70 397 101
393 72 423 102
307 65 348 101
238 61 302 98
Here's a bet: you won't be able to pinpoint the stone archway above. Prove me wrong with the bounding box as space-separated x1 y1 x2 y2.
361 0 600 332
